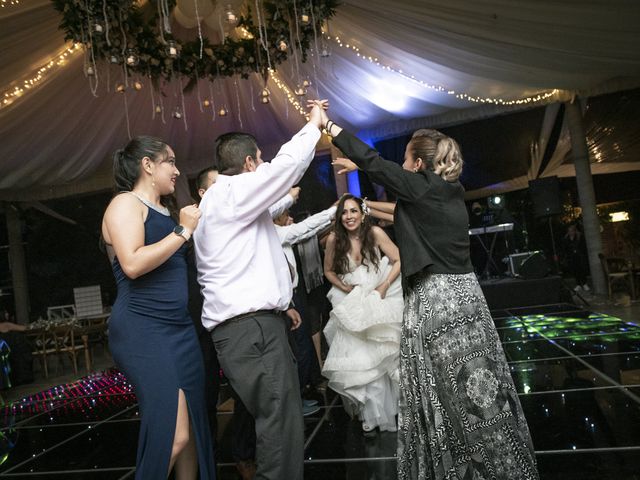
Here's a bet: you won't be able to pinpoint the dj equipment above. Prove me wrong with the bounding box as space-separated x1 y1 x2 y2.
469 223 514 278
508 251 550 279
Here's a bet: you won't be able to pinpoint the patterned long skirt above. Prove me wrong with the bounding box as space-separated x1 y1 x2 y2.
397 272 539 480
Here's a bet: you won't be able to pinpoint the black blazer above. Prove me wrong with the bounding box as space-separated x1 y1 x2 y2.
332 130 473 280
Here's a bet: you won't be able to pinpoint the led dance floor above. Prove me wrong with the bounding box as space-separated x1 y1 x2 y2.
1 303 639 479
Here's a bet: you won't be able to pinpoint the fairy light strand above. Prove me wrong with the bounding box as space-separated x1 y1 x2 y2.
268 69 309 121
0 0 21 8
1 43 82 109
327 35 558 106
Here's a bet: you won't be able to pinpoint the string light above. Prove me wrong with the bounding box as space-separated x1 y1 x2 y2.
326 35 559 106
0 0 21 7
1 43 82 109
268 69 309 120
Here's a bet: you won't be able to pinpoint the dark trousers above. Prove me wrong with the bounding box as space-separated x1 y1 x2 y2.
231 387 256 462
290 288 320 392
211 312 303 480
196 326 219 447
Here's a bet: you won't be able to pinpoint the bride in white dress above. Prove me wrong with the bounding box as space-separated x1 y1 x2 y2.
322 194 403 432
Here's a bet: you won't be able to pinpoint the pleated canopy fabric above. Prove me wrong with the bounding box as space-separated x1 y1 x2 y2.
1 0 639 202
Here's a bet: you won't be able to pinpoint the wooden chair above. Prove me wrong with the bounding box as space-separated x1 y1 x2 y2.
26 328 57 378
49 322 85 375
76 314 109 372
598 253 635 300
46 304 76 321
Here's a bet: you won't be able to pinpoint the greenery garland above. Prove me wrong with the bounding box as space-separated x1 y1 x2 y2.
51 0 338 82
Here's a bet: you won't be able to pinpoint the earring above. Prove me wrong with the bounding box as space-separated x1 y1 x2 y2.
151 173 156 188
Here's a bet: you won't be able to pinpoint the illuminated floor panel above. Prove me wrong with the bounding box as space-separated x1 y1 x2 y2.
1 304 639 479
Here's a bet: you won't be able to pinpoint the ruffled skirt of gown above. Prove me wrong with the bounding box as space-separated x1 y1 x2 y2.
322 256 403 431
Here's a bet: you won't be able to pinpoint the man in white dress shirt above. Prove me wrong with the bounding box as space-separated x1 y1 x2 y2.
193 102 326 480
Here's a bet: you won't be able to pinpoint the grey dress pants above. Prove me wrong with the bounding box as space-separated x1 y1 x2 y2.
211 311 304 480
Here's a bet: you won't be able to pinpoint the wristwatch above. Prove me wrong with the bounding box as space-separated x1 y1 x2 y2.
173 225 190 242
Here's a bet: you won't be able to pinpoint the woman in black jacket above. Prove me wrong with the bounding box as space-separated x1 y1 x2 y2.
315 102 538 480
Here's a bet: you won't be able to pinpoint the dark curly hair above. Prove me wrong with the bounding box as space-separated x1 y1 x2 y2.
332 194 379 275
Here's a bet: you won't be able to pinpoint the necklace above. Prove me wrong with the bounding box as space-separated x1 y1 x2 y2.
129 191 170 216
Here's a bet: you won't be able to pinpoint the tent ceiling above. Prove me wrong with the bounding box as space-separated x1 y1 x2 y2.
1 0 639 201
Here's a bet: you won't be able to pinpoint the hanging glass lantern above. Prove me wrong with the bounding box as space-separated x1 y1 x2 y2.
94 22 105 35
115 83 126 93
85 65 96 77
155 105 162 114
260 88 270 98
294 85 307 96
125 49 139 67
300 13 310 25
320 47 331 58
166 40 179 59
218 106 228 117
277 39 288 52
109 54 120 64
302 78 312 88
133 81 143 91
260 96 270 104
173 107 182 119
225 4 238 25
203 99 211 107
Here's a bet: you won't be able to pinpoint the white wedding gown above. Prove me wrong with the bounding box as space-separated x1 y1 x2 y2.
322 253 403 431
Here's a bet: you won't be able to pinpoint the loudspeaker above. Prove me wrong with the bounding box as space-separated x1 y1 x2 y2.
519 252 550 279
529 176 561 218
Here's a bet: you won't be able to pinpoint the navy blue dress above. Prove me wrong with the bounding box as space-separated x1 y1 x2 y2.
109 206 215 479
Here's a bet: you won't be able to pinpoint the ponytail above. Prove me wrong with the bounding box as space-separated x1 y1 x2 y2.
433 137 463 182
409 129 463 182
112 136 167 193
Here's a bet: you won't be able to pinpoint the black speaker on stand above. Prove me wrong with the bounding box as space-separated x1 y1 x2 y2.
529 177 562 218
528 177 562 273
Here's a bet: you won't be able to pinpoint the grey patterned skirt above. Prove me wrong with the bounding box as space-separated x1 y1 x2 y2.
397 272 539 480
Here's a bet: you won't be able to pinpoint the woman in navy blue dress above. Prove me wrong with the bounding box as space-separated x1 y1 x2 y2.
102 136 215 479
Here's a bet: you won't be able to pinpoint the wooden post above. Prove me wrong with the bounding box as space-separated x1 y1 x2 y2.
565 99 606 295
5 203 30 324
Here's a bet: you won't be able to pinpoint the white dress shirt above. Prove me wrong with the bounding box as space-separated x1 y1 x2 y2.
275 206 336 288
194 123 321 330
268 194 294 219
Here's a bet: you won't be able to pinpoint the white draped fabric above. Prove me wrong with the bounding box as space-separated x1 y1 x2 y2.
1 0 639 201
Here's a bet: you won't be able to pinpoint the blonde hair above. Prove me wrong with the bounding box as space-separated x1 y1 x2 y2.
409 129 463 182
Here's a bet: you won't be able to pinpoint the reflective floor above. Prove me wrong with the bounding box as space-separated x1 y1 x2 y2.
1 303 640 479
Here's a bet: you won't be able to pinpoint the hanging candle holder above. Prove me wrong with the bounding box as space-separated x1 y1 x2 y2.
259 87 270 104
166 40 179 59
173 107 183 119
218 106 229 117
109 54 120 64
203 99 211 107
115 83 126 93
302 78 312 88
225 4 238 25
300 12 310 25
155 105 163 114
125 49 139 67
320 46 331 57
84 64 96 76
93 22 105 35
133 81 143 91
294 85 307 96
277 39 288 52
